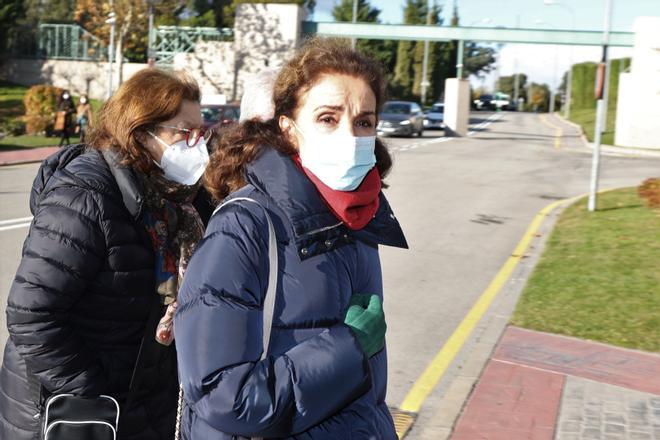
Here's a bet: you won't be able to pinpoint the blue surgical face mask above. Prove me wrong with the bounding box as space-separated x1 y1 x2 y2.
292 120 377 191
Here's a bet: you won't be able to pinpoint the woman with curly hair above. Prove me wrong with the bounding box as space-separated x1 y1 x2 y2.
174 38 408 439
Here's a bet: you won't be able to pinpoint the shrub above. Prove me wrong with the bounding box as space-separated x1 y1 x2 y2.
637 178 660 209
23 84 61 135
1 117 26 136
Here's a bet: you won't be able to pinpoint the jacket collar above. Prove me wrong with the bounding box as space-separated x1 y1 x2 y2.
245 147 408 249
101 148 145 221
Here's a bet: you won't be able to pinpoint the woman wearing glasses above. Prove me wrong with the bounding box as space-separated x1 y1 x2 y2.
0 69 211 440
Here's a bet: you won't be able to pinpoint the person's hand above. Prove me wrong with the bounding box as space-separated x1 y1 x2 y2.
344 294 386 358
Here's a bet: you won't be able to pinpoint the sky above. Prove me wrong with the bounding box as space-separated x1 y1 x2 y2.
310 0 660 91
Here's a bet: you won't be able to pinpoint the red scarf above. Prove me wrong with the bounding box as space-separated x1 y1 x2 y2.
292 155 381 230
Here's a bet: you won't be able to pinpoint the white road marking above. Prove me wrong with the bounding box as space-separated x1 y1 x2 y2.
0 216 33 232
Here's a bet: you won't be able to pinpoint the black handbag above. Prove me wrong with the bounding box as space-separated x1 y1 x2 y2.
40 297 163 440
41 394 120 440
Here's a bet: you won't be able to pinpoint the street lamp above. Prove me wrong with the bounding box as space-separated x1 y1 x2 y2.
544 0 575 119
105 11 116 100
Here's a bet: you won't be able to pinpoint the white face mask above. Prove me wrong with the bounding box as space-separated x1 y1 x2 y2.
80 98 87 104
149 132 209 186
62 94 70 100
292 120 376 191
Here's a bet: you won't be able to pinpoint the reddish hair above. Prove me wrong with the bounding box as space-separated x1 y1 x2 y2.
204 37 392 202
88 69 200 173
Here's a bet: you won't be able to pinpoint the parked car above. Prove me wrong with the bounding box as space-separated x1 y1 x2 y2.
473 94 494 111
473 92 511 111
377 101 424 137
423 102 444 129
200 104 241 130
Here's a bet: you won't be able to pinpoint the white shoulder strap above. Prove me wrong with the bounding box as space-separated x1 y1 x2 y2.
213 197 278 360
173 198 277 440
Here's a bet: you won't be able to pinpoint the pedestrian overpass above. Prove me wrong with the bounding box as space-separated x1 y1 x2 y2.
303 22 634 136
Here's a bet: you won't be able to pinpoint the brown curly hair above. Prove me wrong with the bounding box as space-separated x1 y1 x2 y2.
87 69 200 173
204 37 392 202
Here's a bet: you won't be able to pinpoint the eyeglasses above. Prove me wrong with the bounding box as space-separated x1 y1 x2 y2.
157 124 207 147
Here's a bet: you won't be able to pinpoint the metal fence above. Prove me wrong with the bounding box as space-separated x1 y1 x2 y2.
153 26 233 66
6 23 106 61
38 23 106 60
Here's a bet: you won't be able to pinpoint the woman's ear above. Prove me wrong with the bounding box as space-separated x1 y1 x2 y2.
279 115 298 148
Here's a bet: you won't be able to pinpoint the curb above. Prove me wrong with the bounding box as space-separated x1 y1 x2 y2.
0 146 59 166
551 113 660 158
400 194 582 439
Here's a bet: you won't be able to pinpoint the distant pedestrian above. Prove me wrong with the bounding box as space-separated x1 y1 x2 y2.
75 93 93 142
174 37 408 439
55 89 75 147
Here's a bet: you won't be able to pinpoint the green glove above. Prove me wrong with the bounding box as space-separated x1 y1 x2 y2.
344 294 386 358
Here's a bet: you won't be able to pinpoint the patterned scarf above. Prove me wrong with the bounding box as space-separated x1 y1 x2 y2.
137 172 204 306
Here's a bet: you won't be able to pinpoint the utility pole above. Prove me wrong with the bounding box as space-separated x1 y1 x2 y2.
588 0 613 212
420 1 432 105
351 0 358 49
513 15 521 108
147 0 155 67
106 10 116 100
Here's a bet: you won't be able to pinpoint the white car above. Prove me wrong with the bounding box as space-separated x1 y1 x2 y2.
423 102 444 129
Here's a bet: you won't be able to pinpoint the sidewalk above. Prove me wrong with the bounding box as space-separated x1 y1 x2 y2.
451 326 660 440
0 146 59 166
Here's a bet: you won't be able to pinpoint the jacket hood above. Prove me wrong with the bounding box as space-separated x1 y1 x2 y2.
29 144 86 214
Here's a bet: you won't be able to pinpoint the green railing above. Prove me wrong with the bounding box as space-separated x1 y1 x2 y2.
37 23 106 60
153 26 233 66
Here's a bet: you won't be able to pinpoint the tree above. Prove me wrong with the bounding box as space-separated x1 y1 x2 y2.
527 82 550 112
75 0 149 75
187 0 315 29
0 0 25 54
496 73 528 99
393 0 427 99
331 0 397 84
23 0 77 24
463 42 495 78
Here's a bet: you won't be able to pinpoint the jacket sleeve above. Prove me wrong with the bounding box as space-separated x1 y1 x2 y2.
174 204 371 438
6 184 107 396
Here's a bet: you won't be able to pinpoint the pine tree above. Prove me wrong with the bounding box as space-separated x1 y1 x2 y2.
393 0 426 99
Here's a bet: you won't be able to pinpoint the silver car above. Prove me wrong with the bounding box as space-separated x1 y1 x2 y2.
377 101 425 137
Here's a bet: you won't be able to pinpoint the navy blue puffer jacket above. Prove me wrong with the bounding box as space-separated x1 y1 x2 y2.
174 147 408 439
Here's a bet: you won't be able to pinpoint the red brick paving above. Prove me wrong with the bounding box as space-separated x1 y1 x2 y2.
0 147 58 166
450 326 660 439
452 360 564 440
493 326 660 395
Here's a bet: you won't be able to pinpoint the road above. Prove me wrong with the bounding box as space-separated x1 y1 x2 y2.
1 112 659 437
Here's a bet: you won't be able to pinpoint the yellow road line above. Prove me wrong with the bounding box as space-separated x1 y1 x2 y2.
538 114 563 149
399 195 577 414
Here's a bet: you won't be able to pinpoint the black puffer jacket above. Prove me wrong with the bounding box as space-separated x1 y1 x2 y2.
0 145 210 440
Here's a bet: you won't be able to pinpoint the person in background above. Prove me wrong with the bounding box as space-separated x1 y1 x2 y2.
56 90 75 147
239 69 278 123
0 69 211 440
174 37 408 439
76 93 93 142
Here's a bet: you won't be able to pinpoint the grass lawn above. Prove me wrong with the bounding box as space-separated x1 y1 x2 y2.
0 80 28 121
511 187 660 352
568 106 617 146
0 135 81 151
